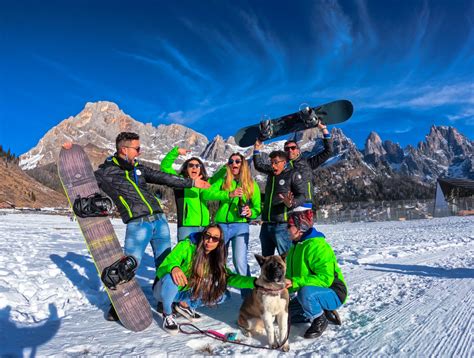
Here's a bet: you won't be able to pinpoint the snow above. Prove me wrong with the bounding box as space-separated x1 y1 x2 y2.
0 213 473 357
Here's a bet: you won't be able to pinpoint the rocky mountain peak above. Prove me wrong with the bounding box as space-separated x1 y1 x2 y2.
19 101 209 170
364 131 387 164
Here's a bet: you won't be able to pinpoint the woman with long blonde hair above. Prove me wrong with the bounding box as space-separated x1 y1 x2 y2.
153 224 254 334
202 153 261 298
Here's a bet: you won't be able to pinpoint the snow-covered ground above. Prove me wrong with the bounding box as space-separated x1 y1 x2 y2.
0 213 472 357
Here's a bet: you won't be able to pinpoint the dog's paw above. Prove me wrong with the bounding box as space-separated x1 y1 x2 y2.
281 344 290 352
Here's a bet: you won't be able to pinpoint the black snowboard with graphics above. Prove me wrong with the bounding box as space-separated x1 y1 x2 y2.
234 99 353 147
58 144 152 332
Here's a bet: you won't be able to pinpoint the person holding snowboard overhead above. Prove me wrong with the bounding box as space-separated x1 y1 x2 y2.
160 146 225 241
91 132 210 321
285 205 347 339
284 122 332 201
201 153 261 298
253 146 307 256
154 224 255 334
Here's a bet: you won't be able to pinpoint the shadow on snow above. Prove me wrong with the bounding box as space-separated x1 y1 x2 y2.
364 263 474 279
0 304 61 357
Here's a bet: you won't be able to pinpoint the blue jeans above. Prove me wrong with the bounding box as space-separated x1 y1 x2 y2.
177 226 204 242
154 274 229 315
290 286 342 322
124 213 171 269
219 223 251 298
259 222 291 256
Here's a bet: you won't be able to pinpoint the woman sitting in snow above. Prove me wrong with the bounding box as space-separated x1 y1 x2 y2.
153 224 254 334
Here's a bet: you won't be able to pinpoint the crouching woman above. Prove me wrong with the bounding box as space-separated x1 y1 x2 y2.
153 224 254 334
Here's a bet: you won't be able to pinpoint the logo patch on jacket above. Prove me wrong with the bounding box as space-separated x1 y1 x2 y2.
279 179 285 185
136 169 142 176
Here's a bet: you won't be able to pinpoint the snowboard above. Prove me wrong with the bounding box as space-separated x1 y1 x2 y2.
234 99 353 147
58 144 153 332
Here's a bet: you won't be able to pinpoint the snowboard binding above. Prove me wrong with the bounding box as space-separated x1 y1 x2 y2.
258 116 274 141
299 104 321 128
101 255 138 290
73 193 114 218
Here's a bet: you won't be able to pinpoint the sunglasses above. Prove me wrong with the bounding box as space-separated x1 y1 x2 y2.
284 145 298 151
125 146 141 153
271 159 285 165
203 232 221 243
187 163 201 169
228 159 242 165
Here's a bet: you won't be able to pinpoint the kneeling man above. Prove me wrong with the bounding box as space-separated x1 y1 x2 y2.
285 204 348 338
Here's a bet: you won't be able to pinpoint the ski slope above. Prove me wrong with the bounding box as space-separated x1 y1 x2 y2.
0 213 472 356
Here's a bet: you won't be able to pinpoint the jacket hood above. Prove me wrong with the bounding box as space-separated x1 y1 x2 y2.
188 231 201 245
297 227 326 243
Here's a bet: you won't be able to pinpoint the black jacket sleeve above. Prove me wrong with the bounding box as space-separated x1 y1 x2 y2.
253 151 273 175
142 166 193 188
307 138 333 169
290 170 308 208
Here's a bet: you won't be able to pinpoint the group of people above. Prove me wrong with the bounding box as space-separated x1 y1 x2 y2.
81 123 347 340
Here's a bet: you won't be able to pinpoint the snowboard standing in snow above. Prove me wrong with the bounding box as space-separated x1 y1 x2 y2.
58 144 152 332
234 99 353 147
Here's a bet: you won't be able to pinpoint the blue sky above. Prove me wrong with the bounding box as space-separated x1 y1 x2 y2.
1 0 473 155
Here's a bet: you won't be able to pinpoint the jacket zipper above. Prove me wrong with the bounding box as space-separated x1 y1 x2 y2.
267 177 275 221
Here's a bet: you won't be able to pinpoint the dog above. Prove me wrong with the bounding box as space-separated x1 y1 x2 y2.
238 254 290 351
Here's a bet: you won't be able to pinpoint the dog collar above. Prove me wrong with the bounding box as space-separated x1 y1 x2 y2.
254 282 286 296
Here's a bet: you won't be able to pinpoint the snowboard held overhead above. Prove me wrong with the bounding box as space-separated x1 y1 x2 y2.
234 99 353 147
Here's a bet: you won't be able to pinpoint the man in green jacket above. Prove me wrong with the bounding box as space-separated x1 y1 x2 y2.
285 204 348 339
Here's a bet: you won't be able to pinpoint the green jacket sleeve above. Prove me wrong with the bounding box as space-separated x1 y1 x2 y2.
201 178 230 201
156 240 193 279
209 165 227 184
291 242 336 290
160 147 179 175
226 268 256 289
249 181 261 219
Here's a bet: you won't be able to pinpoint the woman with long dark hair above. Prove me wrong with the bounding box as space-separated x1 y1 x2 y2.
161 147 225 241
202 153 261 298
153 224 254 334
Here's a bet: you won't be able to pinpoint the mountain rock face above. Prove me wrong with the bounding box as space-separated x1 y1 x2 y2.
17 101 474 210
0 158 66 208
19 101 209 170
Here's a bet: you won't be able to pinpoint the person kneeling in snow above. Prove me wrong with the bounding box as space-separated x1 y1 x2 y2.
153 224 254 334
285 204 348 339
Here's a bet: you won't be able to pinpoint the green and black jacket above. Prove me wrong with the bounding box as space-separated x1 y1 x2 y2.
95 155 193 224
160 147 225 227
156 232 255 291
253 151 307 223
286 228 348 304
289 137 333 201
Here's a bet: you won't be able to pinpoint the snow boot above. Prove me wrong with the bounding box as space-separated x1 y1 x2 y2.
324 310 342 325
106 305 119 322
304 313 328 339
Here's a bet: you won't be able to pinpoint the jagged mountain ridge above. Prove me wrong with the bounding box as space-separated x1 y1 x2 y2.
18 101 474 208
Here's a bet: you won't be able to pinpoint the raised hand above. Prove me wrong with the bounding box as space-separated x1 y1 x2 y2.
178 148 191 156
254 139 263 150
62 142 73 150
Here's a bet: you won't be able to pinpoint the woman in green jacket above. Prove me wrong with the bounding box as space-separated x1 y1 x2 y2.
153 224 254 334
202 153 261 297
161 147 224 241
